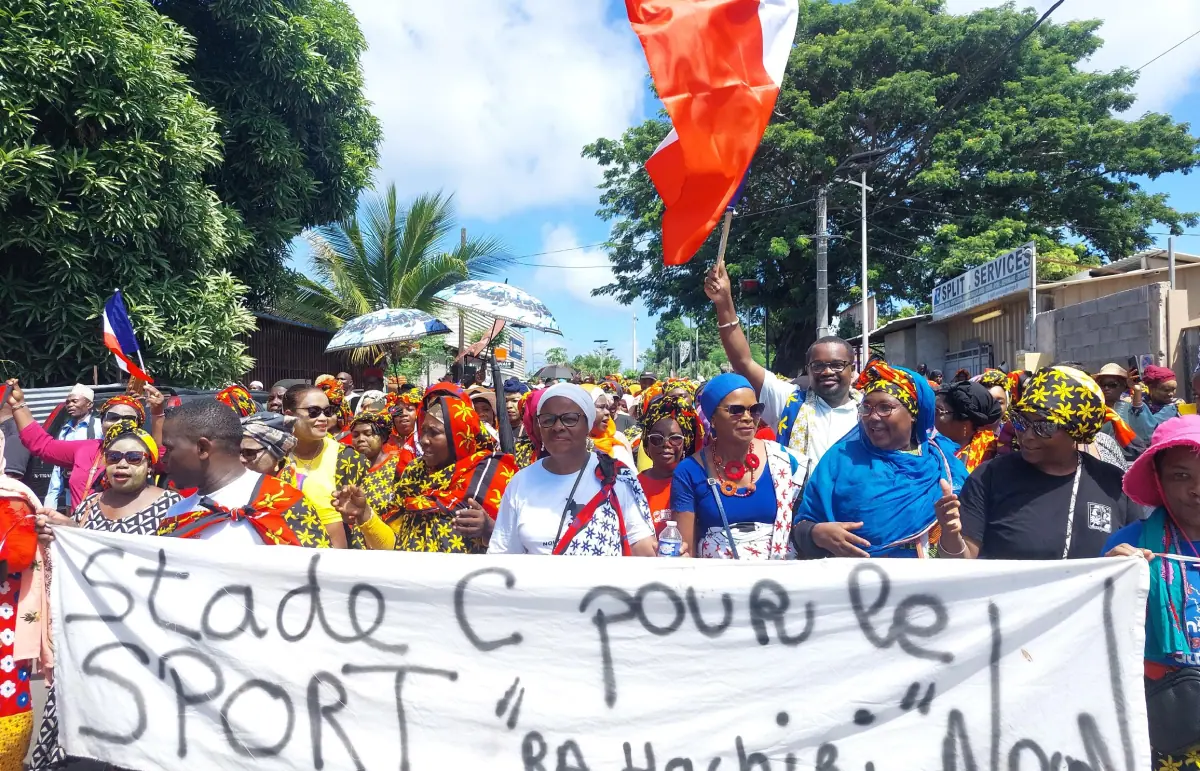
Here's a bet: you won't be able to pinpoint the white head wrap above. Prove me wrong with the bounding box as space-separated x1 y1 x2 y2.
356 389 387 414
69 384 95 402
538 383 597 429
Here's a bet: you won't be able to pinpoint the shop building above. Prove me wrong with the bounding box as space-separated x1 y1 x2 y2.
867 245 1200 380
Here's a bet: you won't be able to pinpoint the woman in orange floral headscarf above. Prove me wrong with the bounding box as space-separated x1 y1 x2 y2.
337 391 516 553
317 379 352 433
385 389 422 473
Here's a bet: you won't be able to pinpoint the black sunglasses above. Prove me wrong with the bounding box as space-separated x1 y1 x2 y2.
102 411 139 424
105 451 148 465
723 403 766 420
537 412 584 429
239 447 267 462
1012 413 1059 439
299 405 336 419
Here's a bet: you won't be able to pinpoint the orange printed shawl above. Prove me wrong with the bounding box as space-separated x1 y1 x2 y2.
157 475 331 548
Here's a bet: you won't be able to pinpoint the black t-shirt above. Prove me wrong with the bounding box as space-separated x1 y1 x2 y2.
959 452 1140 560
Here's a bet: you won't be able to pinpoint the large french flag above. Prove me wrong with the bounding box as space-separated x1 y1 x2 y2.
103 290 154 383
629 0 798 265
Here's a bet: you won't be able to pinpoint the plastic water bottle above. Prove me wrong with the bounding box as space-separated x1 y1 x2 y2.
657 521 684 557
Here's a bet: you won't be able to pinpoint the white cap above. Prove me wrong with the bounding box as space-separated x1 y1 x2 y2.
69 384 95 402
666 521 677 527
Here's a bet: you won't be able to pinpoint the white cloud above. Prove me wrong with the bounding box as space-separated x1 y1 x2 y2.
943 0 1200 115
530 223 630 312
347 0 647 219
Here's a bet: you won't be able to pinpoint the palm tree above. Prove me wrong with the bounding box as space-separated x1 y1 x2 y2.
277 185 509 338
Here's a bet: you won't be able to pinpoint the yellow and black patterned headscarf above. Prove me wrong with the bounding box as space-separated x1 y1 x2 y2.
978 369 1009 390
640 395 703 456
855 361 918 417
1015 366 1135 445
103 418 160 463
349 410 393 440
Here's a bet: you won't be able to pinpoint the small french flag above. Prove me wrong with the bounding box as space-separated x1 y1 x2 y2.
103 290 154 383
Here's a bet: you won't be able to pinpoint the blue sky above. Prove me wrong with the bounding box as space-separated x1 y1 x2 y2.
295 0 1200 373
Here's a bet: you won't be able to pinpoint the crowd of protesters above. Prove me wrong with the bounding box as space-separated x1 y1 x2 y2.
0 264 1197 766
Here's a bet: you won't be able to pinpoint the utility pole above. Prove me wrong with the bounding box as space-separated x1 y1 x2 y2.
815 187 830 337
632 315 637 373
457 227 467 380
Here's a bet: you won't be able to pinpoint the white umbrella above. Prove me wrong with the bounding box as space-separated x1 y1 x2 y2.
433 280 562 334
325 308 451 353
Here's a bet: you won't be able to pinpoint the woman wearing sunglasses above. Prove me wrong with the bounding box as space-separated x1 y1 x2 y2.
5 381 163 514
280 384 369 549
938 366 1139 561
637 395 702 538
489 383 657 556
239 412 297 477
794 362 968 559
30 419 179 768
670 373 806 560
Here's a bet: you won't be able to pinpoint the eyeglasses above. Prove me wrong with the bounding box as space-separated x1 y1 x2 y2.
299 406 336 419
102 411 138 424
646 433 686 448
809 360 850 374
105 451 148 465
934 407 954 418
859 402 904 418
1011 413 1059 439
537 412 584 429
723 403 766 419
239 447 267 462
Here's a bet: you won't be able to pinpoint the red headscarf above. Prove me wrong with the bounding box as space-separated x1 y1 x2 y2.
399 393 515 516
100 394 146 425
216 384 259 417
1143 365 1177 385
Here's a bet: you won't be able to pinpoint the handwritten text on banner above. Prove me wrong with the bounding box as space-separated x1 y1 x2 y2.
49 528 1150 770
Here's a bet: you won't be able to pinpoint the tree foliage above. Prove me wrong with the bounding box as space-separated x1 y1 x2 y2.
392 336 450 385
544 347 570 365
0 0 378 386
150 0 381 303
584 0 1200 373
0 0 253 386
571 350 623 379
275 186 510 346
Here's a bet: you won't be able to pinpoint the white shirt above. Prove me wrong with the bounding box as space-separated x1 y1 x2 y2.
759 371 858 468
163 469 263 546
489 454 654 555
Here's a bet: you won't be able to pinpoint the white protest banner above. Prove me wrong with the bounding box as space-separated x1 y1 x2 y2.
50 528 1149 771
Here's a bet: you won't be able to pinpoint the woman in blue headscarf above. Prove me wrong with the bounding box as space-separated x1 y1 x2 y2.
670 373 807 559
792 361 968 559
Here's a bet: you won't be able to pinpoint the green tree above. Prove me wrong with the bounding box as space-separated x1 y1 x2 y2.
392 336 450 385
571 350 622 379
0 0 254 386
275 186 510 362
151 0 381 304
544 347 570 365
583 0 1200 373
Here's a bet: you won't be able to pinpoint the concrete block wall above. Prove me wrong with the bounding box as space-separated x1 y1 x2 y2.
1039 283 1167 370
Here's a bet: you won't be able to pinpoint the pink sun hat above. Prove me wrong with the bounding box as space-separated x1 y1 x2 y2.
1123 414 1200 508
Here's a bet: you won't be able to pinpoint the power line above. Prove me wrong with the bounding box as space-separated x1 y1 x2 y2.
1135 28 1200 73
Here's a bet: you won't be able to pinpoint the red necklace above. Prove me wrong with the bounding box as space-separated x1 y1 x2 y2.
711 444 760 497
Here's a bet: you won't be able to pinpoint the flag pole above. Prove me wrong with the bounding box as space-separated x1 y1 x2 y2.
714 208 733 269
